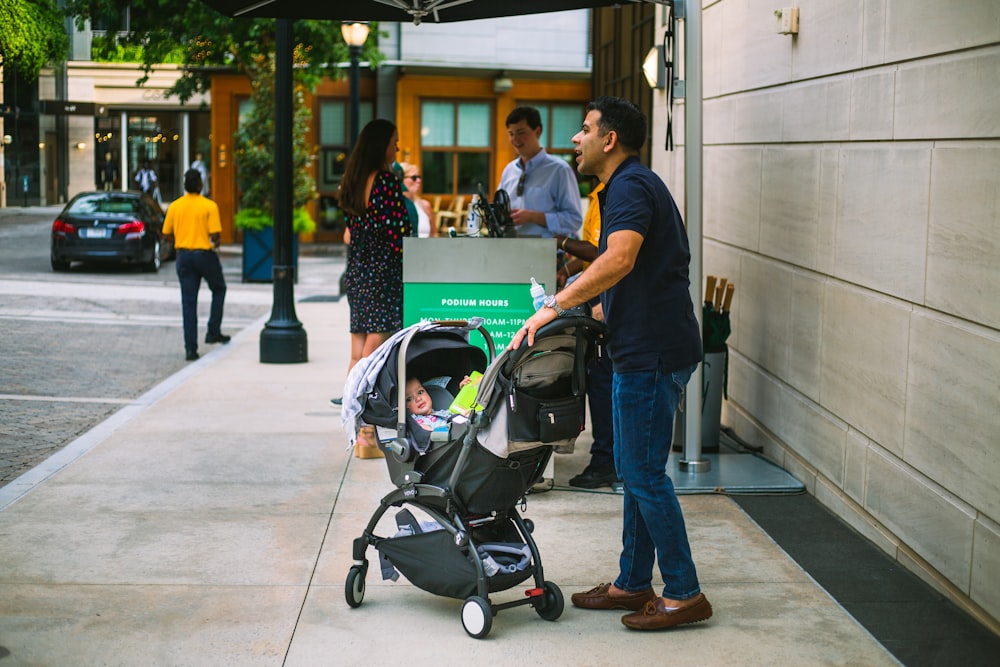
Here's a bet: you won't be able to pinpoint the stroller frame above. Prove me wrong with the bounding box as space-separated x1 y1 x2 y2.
346 467 560 638
345 318 604 638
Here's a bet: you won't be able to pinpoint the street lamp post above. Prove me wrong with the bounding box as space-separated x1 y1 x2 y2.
260 18 308 363
342 22 369 148
339 22 369 296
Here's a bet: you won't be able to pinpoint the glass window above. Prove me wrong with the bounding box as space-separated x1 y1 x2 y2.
457 153 491 193
421 101 455 147
421 150 452 195
319 101 346 146
238 99 253 127
316 100 374 193
315 98 373 232
526 102 585 153
420 100 492 196
550 106 582 149
457 103 490 148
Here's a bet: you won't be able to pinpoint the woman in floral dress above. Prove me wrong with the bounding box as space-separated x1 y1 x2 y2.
339 119 412 372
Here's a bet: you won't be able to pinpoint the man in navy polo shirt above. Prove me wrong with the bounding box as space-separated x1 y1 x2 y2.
511 96 711 631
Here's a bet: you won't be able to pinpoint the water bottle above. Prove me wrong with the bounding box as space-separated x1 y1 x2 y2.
466 194 481 237
530 277 545 311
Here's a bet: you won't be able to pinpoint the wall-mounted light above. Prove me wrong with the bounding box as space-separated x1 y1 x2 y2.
75 142 87 151
493 77 514 94
775 7 800 35
642 45 666 90
2 134 12 145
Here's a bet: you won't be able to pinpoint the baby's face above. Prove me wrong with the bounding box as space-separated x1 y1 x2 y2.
405 379 432 415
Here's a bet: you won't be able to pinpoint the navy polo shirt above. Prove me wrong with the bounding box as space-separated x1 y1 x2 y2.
598 156 702 373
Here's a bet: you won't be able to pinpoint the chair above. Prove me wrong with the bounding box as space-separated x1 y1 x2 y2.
436 196 466 233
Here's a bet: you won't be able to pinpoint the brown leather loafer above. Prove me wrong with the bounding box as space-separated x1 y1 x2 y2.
621 592 713 630
571 583 656 611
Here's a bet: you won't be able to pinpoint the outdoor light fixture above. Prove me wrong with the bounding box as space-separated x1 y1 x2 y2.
643 45 666 89
493 76 514 94
75 142 87 150
341 21 370 48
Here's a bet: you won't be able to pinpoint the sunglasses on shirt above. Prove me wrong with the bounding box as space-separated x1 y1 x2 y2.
516 171 526 197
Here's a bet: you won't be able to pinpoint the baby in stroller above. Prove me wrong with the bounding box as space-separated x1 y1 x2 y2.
404 375 471 431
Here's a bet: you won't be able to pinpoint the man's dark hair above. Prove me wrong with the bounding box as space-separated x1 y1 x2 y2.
506 106 543 131
587 96 646 154
183 168 202 194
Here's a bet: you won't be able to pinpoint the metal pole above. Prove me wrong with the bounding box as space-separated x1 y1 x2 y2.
339 43 362 296
679 0 709 473
260 17 308 363
119 111 127 192
349 45 362 148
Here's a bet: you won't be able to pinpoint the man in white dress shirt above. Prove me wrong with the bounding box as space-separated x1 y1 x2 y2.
499 106 582 239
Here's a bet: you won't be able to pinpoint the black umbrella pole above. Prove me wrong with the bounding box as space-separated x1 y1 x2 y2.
261 18 308 363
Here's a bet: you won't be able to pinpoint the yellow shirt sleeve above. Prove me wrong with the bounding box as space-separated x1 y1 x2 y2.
581 182 605 269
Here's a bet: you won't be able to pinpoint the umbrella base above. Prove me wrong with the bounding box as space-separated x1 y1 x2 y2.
670 436 804 495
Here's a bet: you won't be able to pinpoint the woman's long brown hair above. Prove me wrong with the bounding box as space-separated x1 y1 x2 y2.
339 119 397 218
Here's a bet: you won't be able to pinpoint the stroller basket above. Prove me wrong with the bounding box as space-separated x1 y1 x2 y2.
377 530 535 600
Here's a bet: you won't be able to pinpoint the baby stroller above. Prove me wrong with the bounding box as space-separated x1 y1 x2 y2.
342 314 605 638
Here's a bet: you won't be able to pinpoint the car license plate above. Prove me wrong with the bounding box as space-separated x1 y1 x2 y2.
82 227 109 239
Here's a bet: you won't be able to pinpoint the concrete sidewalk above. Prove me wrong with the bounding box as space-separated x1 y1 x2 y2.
0 294 901 665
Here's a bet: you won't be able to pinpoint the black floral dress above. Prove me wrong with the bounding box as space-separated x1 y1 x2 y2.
345 170 412 333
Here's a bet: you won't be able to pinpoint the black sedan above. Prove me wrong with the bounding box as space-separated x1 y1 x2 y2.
50 191 174 272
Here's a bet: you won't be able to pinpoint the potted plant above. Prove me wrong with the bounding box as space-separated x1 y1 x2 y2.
234 60 317 282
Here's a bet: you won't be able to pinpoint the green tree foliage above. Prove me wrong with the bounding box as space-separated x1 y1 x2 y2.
0 0 69 80
232 69 316 232
65 0 381 231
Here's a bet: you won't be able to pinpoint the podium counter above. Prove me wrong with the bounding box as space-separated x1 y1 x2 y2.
403 237 556 355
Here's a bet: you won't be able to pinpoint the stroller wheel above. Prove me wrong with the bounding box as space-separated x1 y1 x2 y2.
461 596 493 639
533 581 564 621
345 565 366 608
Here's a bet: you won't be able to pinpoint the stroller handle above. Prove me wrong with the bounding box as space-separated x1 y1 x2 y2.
505 314 607 367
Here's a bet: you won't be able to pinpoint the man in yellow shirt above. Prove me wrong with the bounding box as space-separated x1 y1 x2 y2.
163 169 229 361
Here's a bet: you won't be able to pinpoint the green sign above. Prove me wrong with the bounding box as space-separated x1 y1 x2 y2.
404 282 546 356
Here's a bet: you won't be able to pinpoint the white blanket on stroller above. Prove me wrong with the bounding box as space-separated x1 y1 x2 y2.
341 323 427 446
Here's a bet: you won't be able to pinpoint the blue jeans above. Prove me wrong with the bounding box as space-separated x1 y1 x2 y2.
176 250 226 353
612 362 700 600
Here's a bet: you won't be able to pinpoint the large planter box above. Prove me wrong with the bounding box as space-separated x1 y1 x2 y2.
242 226 299 283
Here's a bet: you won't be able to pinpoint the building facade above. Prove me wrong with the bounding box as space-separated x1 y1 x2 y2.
649 0 999 631
2 23 211 209
210 16 594 243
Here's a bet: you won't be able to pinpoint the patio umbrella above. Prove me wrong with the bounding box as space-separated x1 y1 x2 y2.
202 0 666 23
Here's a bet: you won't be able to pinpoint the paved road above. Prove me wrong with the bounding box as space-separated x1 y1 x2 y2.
0 205 344 487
